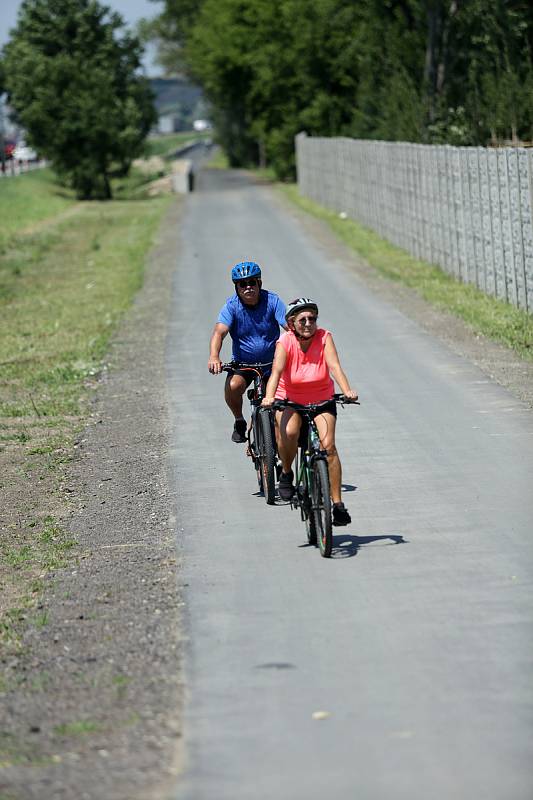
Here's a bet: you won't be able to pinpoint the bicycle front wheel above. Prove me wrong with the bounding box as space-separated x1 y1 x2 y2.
258 409 276 505
312 459 332 557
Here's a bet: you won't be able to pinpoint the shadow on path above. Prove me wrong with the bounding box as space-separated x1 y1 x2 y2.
331 533 407 559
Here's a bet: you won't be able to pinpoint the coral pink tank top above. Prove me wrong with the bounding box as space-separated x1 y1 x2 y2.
275 328 334 403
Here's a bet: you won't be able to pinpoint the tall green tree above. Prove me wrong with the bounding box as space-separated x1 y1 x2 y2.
1 0 156 199
152 0 533 176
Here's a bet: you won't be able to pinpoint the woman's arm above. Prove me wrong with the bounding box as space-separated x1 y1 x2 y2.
324 334 358 400
262 342 287 406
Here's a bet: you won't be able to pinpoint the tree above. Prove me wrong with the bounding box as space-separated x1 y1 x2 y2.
152 0 533 175
1 0 157 199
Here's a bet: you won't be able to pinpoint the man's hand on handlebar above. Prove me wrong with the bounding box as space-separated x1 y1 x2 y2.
208 356 223 375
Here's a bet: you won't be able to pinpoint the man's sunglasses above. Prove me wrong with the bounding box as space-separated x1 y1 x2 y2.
296 315 317 325
237 278 259 288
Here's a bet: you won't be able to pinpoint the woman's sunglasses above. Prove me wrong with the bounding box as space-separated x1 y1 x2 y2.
237 278 259 288
296 315 317 325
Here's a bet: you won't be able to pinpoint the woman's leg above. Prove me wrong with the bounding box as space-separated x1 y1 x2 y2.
314 412 342 503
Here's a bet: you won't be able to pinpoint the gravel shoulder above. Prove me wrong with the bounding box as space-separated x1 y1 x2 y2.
1 199 183 800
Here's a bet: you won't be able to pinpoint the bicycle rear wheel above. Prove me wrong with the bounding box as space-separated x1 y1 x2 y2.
258 409 276 505
312 459 332 557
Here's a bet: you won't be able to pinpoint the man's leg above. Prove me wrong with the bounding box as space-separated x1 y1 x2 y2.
224 373 247 419
225 373 248 443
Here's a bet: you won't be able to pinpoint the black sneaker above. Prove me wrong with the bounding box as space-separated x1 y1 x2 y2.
231 419 247 443
278 470 295 500
332 502 351 526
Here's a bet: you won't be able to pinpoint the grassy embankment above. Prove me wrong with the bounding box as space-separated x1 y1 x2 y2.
280 185 533 360
0 165 174 654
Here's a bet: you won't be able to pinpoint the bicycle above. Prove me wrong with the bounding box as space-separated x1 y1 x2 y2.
221 362 278 504
272 395 359 557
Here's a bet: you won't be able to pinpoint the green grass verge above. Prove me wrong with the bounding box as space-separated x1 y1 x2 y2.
281 184 533 360
0 168 174 650
0 169 76 249
206 149 229 169
146 131 210 158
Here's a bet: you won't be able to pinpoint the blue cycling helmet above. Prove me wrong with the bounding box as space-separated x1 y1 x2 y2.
231 261 262 283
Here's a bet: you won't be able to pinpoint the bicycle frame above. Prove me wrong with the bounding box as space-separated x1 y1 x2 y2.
294 416 326 514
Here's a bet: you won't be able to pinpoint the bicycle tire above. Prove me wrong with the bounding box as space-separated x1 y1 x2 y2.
249 412 263 493
301 450 317 545
258 409 276 505
312 459 332 557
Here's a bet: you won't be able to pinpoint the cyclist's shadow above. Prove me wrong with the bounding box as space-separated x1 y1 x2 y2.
331 532 407 558
333 483 407 557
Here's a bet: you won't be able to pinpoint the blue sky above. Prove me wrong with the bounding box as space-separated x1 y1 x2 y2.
1 0 163 75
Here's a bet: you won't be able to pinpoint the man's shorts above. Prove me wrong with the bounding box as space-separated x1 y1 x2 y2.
226 364 272 389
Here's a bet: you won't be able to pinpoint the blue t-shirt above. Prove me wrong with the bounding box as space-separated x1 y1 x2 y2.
218 289 286 363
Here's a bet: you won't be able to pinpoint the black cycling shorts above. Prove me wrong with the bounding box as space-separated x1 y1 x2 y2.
226 367 255 388
278 398 337 447
226 364 272 388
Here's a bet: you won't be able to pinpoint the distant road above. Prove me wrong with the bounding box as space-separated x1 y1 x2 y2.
168 167 533 800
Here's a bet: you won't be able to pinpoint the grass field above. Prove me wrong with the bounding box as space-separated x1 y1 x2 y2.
0 170 76 248
0 167 174 649
145 130 210 158
281 184 533 360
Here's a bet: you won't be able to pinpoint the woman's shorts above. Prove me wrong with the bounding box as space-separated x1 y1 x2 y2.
277 398 337 447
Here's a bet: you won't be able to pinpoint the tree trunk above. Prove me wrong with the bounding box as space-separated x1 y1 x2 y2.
103 171 112 200
424 1 458 125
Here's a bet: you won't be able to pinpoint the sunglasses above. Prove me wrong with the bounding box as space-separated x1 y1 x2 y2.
296 315 317 325
237 278 259 288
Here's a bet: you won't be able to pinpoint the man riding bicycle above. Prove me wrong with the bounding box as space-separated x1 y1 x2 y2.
208 262 287 442
262 298 358 526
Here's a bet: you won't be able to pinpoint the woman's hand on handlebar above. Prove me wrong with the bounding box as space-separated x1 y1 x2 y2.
343 389 358 402
208 356 223 374
261 396 275 408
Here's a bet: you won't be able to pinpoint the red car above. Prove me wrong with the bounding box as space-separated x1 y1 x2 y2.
3 140 16 160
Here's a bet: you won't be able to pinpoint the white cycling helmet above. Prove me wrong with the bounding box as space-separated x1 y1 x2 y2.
285 297 319 322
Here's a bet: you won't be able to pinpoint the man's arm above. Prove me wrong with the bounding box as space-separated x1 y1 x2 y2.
208 323 230 374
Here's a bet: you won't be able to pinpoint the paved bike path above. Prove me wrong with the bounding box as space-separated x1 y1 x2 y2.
168 169 533 799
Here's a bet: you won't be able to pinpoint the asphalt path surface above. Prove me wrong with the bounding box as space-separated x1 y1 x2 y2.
168 168 533 799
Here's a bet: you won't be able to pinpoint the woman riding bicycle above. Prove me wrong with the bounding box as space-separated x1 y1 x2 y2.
261 298 358 526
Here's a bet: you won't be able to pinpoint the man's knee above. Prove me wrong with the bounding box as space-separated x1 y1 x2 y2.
227 376 246 395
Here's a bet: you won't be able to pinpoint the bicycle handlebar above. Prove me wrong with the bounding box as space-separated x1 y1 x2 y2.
272 395 360 412
221 361 272 373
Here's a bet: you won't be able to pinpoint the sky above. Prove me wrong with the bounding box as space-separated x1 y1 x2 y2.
0 0 163 75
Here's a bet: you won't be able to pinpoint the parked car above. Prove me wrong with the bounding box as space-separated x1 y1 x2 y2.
13 142 38 161
3 140 16 160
